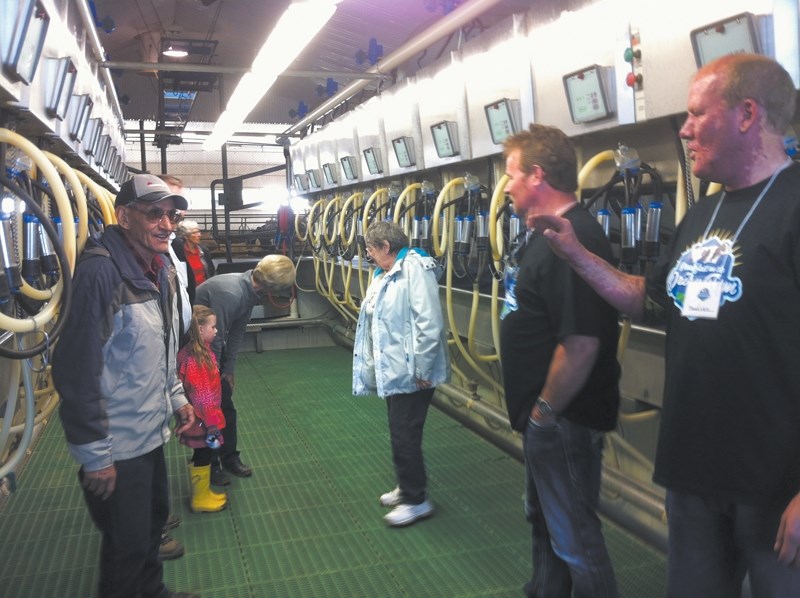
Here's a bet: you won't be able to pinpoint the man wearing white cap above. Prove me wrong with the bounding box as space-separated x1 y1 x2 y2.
53 174 199 598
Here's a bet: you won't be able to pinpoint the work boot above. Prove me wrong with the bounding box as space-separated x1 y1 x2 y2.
189 464 228 513
164 513 181 530
158 533 185 560
223 456 252 477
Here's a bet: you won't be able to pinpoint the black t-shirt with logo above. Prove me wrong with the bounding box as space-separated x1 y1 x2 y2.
647 162 800 506
500 206 620 433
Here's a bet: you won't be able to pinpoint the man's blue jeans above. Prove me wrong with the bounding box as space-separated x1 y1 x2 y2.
523 417 617 598
665 490 800 598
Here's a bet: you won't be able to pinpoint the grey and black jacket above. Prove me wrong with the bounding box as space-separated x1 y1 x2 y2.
53 226 188 472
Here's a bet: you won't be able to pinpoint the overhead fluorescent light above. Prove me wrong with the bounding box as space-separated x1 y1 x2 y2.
203 0 340 151
162 45 189 58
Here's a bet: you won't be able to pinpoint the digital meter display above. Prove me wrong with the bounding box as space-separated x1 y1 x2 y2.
104 147 116 173
46 58 77 119
5 0 50 84
431 121 459 158
363 147 383 175
484 99 520 145
392 137 415 167
70 95 94 142
690 13 759 67
340 156 357 181
322 163 337 185
306 169 320 189
563 65 612 124
85 119 103 157
294 174 309 192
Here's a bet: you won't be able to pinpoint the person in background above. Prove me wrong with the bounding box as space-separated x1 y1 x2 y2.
195 254 297 486
500 124 620 598
532 53 800 597
177 305 228 513
352 221 450 527
172 219 216 304
154 174 191 560
52 174 198 598
157 174 192 340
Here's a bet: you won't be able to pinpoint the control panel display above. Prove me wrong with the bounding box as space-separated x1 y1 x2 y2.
690 13 759 67
340 155 357 181
563 65 612 124
322 162 338 185
363 147 383 175
484 99 520 145
392 137 415 168
294 174 309 192
431 121 459 158
306 169 320 189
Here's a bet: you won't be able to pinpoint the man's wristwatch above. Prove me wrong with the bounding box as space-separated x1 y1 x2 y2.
536 396 556 416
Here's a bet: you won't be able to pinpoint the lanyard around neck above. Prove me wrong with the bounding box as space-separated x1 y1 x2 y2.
702 160 791 242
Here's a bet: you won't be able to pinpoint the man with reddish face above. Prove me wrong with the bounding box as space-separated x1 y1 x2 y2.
531 54 800 597
53 174 199 598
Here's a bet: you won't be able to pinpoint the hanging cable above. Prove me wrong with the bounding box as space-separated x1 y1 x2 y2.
0 174 73 359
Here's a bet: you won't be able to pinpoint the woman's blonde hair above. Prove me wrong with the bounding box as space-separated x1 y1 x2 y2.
187 305 216 370
252 254 296 292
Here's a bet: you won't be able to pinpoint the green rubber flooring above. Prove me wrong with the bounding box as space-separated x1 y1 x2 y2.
0 346 666 597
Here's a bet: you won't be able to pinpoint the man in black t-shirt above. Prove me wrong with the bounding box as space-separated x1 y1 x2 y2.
500 124 620 598
533 54 800 596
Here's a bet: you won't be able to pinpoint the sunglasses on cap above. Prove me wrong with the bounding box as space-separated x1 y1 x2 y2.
127 204 184 224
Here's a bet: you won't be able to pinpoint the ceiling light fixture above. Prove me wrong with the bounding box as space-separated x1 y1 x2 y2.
203 0 340 151
162 45 189 58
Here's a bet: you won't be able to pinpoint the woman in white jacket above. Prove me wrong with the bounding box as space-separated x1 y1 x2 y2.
352 221 450 527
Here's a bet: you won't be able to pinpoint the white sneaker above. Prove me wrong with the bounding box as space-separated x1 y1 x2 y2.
383 500 434 527
379 487 402 507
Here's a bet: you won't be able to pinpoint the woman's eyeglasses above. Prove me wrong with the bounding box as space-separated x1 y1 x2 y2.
127 204 184 224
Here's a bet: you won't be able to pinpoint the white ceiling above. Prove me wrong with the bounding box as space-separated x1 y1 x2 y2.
94 0 541 135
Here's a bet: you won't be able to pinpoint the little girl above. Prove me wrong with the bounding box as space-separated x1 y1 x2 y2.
177 305 228 512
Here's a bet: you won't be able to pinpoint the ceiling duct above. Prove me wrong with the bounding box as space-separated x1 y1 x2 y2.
136 32 161 77
157 38 219 142
159 38 219 92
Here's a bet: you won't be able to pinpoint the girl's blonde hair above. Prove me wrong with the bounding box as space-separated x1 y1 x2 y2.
187 305 216 370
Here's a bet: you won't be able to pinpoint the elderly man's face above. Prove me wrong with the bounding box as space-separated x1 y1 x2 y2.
118 198 178 260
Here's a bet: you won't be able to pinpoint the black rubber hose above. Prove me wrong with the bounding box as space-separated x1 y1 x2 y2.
0 173 73 359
